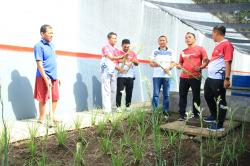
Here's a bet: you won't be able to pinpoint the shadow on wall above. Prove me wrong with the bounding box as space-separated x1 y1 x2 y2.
73 73 88 112
8 70 37 120
92 76 102 108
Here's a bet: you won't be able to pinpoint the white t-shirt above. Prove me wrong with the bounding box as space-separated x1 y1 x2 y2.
151 48 174 78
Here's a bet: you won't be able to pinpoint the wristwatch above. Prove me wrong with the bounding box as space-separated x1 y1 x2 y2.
225 77 230 81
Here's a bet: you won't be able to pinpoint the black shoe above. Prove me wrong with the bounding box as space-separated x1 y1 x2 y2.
193 113 200 119
163 112 170 120
207 122 225 132
178 116 186 121
203 115 216 123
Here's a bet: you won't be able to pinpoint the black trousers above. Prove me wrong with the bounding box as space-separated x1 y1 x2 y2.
116 77 134 107
179 78 201 117
204 78 227 127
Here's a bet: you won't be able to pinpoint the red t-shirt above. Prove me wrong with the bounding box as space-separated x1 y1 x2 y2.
208 40 234 79
179 45 208 78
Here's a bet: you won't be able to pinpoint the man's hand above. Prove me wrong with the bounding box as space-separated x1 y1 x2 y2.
149 62 159 67
195 66 201 72
164 68 170 75
132 58 139 66
45 79 52 89
224 79 230 89
124 53 129 58
175 63 182 69
119 68 127 74
115 55 125 60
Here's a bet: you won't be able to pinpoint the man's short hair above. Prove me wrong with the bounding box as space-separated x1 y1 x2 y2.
213 25 226 36
40 24 52 34
158 35 167 41
122 39 130 45
107 32 117 39
186 32 196 39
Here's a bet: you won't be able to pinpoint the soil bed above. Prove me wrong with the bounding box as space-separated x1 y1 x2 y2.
8 111 250 166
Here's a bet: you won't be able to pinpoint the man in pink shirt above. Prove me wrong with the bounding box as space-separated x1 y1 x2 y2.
204 26 234 132
116 39 138 108
100 32 124 113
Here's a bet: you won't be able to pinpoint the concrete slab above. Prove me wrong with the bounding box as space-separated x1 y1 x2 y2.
169 91 250 122
3 111 97 143
160 120 241 138
1 103 150 143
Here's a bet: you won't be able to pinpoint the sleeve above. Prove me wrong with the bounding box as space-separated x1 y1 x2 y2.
101 46 111 56
224 43 234 62
179 52 184 63
149 51 155 61
132 51 137 59
34 45 43 61
130 51 137 62
170 50 177 62
114 50 122 65
200 47 208 60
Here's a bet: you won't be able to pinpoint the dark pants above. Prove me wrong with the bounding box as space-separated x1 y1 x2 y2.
116 77 134 107
179 78 201 117
152 77 170 113
204 78 227 127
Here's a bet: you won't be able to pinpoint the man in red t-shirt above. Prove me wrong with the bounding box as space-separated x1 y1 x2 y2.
176 32 209 121
204 26 234 132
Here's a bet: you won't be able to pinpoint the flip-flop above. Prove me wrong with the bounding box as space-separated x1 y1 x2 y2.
37 119 45 124
52 118 62 124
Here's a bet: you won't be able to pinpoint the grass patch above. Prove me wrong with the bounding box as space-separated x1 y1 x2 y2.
54 123 67 147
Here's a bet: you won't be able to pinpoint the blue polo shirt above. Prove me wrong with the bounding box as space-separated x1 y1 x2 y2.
34 39 57 80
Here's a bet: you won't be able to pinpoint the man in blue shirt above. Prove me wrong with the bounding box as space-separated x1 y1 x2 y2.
149 35 175 118
34 24 59 123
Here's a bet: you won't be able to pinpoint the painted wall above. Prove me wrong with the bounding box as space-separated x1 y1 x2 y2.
0 0 249 121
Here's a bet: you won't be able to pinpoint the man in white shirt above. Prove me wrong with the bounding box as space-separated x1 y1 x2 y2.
100 32 124 113
149 35 175 117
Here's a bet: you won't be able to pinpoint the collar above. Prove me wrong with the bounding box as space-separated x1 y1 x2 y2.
158 47 168 51
41 38 50 45
107 42 115 48
216 39 228 45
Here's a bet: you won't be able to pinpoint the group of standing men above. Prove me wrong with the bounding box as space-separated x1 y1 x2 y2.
99 25 233 132
34 24 233 132
149 26 233 132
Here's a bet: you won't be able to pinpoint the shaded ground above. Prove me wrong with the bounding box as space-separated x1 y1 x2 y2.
7 111 250 166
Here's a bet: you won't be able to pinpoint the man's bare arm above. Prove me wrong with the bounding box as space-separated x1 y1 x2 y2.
106 53 124 60
200 58 209 69
36 60 51 87
225 61 232 78
224 61 232 89
149 61 159 67
132 58 139 66
176 63 183 69
115 65 126 74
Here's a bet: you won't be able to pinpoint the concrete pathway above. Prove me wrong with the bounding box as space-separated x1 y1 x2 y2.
2 111 100 143
1 102 151 143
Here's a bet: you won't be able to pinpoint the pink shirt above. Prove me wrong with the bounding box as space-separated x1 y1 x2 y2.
100 43 120 74
116 50 137 65
116 50 138 78
101 43 119 57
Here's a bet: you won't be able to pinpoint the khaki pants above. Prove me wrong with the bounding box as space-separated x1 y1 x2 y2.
101 73 117 112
